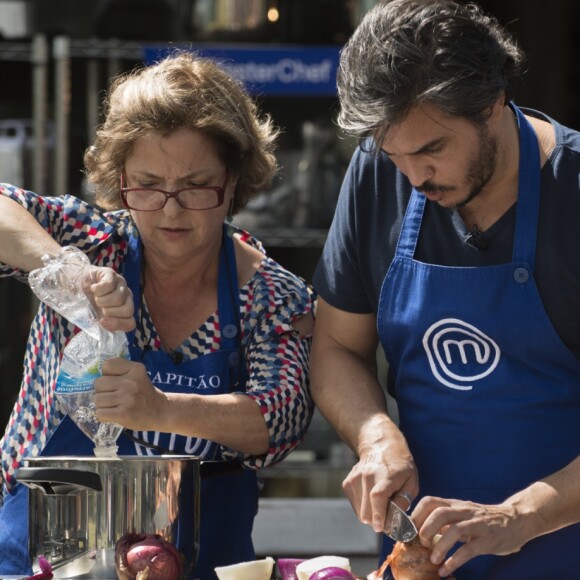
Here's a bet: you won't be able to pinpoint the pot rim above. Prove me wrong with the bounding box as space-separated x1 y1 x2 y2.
24 454 202 463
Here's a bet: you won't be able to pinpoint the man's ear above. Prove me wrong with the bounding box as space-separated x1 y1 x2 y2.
489 94 507 122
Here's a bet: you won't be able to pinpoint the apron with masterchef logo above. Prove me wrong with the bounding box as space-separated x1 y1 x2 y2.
376 105 580 578
0 225 258 580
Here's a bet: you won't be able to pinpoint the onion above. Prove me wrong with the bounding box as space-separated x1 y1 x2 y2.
115 532 183 580
26 555 54 580
277 558 305 580
368 539 454 580
309 566 358 579
214 557 275 579
296 556 352 580
388 541 439 579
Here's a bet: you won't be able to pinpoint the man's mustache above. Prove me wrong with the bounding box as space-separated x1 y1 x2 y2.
415 182 455 194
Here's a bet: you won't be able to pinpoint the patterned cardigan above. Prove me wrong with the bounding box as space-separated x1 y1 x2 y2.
0 184 315 498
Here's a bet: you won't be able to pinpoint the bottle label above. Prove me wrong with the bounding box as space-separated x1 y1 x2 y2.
56 367 100 394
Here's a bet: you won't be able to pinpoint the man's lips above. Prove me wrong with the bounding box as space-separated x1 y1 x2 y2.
421 190 444 201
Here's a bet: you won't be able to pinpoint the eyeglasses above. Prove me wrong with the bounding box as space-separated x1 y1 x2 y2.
120 172 229 211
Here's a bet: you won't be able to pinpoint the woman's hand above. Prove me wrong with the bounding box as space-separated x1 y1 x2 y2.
83 266 135 332
412 496 531 577
94 359 168 431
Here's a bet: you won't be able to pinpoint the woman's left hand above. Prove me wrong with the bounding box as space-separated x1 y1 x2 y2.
412 496 529 577
94 359 167 430
83 266 135 332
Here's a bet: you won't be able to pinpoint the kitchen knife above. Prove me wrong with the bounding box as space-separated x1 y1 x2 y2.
384 499 418 543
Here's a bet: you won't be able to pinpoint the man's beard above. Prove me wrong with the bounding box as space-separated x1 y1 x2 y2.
417 125 498 209
455 125 498 208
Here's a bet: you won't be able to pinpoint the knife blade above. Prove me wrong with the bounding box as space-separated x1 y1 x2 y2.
384 499 418 543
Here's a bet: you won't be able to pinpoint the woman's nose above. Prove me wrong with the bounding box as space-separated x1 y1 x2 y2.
162 195 183 214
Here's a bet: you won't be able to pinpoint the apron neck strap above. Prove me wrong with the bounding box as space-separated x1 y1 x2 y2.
511 103 541 267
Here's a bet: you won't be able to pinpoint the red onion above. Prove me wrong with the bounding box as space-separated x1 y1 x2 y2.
277 558 305 580
115 532 183 580
25 556 54 580
309 567 358 579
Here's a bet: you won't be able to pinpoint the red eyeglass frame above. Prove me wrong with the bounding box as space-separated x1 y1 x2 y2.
119 172 230 211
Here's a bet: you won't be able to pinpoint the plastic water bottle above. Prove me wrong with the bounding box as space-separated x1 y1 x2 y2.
29 246 130 457
56 330 127 457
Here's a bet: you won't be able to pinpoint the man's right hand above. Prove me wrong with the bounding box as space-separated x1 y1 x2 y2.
343 425 419 532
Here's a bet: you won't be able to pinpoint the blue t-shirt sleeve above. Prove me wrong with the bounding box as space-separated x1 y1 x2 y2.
313 147 374 313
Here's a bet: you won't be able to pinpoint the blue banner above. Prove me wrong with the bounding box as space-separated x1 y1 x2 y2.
143 45 341 97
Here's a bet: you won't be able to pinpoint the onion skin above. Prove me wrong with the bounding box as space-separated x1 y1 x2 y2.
372 540 455 580
115 532 184 580
387 541 440 579
309 567 358 579
367 540 455 580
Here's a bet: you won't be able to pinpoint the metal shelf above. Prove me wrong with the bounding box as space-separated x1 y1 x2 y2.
0 36 341 207
0 40 33 61
66 38 144 60
251 227 328 248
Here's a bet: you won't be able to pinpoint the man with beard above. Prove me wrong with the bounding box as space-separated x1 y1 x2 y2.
310 1 580 578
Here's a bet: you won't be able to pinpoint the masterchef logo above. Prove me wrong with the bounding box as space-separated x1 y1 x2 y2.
225 59 335 85
422 318 500 390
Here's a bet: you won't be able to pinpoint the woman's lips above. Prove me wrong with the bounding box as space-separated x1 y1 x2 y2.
160 227 190 239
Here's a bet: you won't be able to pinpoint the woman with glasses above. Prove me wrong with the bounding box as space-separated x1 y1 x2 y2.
0 52 315 579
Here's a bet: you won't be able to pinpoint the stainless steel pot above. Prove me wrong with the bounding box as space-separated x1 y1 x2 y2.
16 455 202 579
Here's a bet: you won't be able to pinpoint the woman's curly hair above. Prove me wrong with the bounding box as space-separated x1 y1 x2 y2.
84 51 279 212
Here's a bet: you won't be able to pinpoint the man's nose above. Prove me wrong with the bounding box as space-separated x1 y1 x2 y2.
400 159 434 188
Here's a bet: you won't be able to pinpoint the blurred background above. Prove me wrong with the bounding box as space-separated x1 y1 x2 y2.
0 0 577 565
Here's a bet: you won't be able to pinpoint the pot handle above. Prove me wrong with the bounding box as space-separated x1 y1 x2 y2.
200 460 244 479
15 467 103 495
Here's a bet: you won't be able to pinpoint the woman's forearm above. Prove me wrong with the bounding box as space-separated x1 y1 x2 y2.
0 195 60 271
161 392 270 456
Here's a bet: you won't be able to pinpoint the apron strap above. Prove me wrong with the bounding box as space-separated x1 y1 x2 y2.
393 187 426 259
123 223 248 391
511 104 542 268
219 224 247 391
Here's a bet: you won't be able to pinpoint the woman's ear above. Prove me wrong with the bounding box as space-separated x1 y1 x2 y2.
227 197 235 223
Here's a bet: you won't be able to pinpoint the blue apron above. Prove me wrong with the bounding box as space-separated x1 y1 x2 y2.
0 225 258 580
376 105 580 579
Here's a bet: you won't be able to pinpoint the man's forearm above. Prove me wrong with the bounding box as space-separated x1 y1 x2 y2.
505 455 580 543
310 341 392 453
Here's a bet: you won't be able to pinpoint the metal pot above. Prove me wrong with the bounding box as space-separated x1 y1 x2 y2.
15 455 204 579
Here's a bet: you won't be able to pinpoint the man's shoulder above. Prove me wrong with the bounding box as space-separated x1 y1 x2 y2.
521 106 580 154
